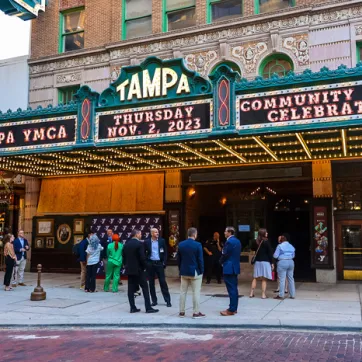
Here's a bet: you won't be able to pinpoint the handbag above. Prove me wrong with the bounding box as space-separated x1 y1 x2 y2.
251 240 263 265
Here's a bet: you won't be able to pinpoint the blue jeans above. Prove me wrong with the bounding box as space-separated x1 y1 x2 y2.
277 260 295 298
223 274 238 312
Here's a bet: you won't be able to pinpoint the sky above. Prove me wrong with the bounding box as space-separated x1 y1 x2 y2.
0 12 31 60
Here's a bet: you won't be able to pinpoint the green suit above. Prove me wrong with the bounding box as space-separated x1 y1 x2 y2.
104 242 123 292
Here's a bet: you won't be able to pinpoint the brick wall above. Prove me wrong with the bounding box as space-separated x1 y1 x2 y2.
59 0 84 11
30 0 59 59
85 1 112 48
153 0 162 34
30 0 351 60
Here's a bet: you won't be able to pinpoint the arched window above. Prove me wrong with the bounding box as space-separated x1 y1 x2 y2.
256 0 295 14
259 54 293 79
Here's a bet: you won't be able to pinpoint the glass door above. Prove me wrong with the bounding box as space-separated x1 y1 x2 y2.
336 221 362 280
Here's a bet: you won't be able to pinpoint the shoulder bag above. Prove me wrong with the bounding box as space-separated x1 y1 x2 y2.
251 240 263 265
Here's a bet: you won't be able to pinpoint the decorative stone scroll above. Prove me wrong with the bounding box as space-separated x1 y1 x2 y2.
283 35 309 66
231 42 268 73
185 51 218 77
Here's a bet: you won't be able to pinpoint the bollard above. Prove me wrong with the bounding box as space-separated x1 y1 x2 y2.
30 264 46 301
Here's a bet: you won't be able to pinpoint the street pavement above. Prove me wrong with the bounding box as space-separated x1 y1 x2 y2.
0 328 362 362
0 272 362 331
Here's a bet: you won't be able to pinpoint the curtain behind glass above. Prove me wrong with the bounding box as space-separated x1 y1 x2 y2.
212 0 242 22
126 0 152 18
166 0 195 11
259 0 292 13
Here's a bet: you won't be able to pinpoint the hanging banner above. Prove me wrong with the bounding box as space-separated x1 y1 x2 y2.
95 100 212 142
237 82 362 129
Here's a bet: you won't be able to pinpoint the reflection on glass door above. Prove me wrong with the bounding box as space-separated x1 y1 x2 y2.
339 222 362 280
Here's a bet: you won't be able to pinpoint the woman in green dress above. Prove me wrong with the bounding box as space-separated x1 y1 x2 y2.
104 234 123 293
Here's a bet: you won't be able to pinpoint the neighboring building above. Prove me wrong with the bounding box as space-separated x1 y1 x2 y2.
0 55 29 112
2 0 362 282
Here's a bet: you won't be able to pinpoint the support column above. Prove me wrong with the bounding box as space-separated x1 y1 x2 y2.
312 161 336 283
164 170 182 277
24 176 41 271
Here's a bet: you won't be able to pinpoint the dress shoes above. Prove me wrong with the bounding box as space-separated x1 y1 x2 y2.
146 308 159 313
130 308 141 313
220 309 237 316
166 302 172 307
151 302 158 307
192 312 206 319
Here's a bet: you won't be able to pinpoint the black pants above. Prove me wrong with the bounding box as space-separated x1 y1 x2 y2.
206 256 222 282
147 261 171 304
127 271 152 311
4 256 15 287
85 264 97 292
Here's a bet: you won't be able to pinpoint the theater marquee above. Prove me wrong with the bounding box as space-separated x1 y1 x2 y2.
95 100 212 143
236 81 362 130
0 116 77 152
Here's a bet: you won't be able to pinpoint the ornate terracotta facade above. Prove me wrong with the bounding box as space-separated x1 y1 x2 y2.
27 1 362 109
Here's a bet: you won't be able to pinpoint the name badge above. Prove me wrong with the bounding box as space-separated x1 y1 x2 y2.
160 248 164 253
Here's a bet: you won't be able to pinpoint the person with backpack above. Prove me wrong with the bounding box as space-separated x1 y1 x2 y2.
85 234 103 293
104 234 123 293
75 232 92 290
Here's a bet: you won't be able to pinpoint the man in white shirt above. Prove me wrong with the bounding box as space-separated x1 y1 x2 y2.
12 230 29 287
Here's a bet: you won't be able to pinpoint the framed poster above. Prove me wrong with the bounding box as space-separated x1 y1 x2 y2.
73 219 84 234
36 219 54 236
45 237 55 249
57 224 71 245
73 235 83 245
311 199 333 269
34 237 44 249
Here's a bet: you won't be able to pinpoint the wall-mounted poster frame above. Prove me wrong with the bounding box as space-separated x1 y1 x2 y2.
310 198 334 269
36 219 54 236
73 218 84 234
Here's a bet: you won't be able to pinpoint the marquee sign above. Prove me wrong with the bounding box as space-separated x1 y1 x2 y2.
0 0 46 20
0 116 76 151
96 100 212 142
99 57 212 108
236 81 362 130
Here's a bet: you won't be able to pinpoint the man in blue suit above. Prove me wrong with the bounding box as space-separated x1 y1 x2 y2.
178 227 205 319
12 230 30 287
219 226 241 316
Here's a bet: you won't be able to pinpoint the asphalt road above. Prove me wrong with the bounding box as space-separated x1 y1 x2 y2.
0 328 361 362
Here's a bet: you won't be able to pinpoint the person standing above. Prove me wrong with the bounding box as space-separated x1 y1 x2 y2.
3 234 16 291
78 232 92 290
122 229 158 314
144 228 171 307
203 232 223 284
101 228 113 275
220 226 241 316
178 227 205 319
104 234 123 293
249 228 274 299
274 234 296 300
12 230 29 287
85 234 103 293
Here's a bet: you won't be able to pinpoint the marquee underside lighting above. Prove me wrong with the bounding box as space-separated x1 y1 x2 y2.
0 127 361 177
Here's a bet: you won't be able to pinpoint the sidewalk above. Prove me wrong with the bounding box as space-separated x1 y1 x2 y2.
0 272 361 331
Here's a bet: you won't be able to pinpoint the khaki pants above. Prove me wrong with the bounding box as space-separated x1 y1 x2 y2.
179 273 203 314
12 257 26 285
80 262 86 287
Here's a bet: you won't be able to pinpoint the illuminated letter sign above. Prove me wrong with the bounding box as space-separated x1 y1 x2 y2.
96 100 212 142
0 116 76 151
237 82 362 129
